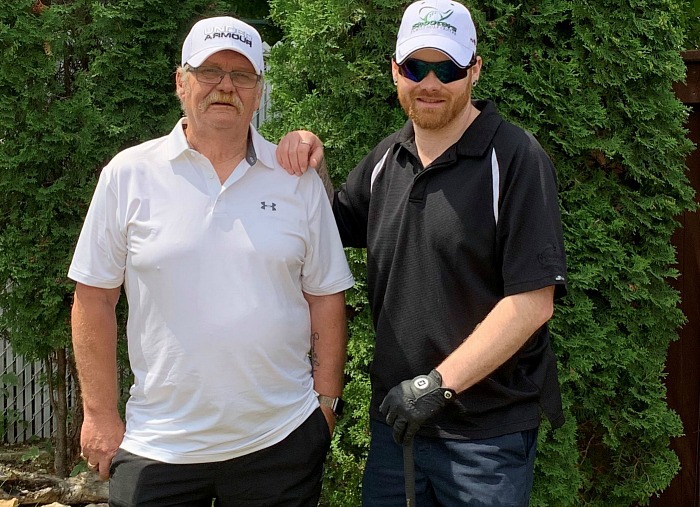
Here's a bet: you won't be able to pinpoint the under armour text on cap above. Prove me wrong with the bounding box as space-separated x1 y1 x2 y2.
181 16 264 74
395 0 477 68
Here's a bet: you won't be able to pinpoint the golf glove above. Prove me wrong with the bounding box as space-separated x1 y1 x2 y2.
379 369 456 445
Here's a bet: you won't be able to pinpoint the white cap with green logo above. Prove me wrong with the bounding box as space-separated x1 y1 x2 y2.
395 0 477 68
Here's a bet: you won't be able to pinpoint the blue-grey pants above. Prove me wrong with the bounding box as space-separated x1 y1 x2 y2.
362 419 538 507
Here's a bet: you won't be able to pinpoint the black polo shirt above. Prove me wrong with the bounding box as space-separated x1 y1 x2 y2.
334 100 567 439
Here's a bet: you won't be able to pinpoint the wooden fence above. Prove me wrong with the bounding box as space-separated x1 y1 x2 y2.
1 339 56 443
649 49 700 507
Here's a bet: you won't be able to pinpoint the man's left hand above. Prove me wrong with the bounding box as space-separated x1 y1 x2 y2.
379 369 456 445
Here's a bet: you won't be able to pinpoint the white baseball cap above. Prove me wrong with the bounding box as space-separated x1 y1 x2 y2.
181 16 264 74
395 0 477 68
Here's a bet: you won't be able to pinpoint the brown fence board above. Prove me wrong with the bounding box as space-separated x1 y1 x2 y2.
651 51 700 507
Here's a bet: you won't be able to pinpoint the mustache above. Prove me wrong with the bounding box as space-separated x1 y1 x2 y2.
199 92 244 113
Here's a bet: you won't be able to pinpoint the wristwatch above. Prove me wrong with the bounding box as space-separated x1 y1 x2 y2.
318 394 345 418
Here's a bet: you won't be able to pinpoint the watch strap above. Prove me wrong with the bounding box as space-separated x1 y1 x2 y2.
318 394 344 417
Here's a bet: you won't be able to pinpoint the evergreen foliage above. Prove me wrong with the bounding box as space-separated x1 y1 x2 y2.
263 0 695 505
0 0 271 476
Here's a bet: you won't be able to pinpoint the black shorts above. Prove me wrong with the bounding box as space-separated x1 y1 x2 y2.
109 408 331 507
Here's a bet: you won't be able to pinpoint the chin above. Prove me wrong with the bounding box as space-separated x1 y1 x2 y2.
409 111 451 130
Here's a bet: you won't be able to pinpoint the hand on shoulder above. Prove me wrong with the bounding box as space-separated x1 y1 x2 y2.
276 130 324 176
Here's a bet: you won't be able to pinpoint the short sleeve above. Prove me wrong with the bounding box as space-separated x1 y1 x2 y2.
301 172 354 295
68 166 127 288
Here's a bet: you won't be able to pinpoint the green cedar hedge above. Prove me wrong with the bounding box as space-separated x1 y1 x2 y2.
262 0 696 505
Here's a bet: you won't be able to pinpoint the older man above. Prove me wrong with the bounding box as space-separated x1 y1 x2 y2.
69 16 353 507
278 1 568 505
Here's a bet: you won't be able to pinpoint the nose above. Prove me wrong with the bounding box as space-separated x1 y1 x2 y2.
216 72 237 91
418 71 442 91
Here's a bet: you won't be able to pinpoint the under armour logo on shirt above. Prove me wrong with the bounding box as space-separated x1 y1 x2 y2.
260 201 277 211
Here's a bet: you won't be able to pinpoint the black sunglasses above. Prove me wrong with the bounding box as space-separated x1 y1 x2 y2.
397 55 477 84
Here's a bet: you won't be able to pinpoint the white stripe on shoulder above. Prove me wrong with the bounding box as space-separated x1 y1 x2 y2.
491 148 500 225
370 147 392 193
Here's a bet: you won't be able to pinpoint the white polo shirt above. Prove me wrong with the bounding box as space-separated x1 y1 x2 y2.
68 119 354 464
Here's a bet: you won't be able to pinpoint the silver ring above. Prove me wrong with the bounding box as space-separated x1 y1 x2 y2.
300 141 311 146
87 461 98 470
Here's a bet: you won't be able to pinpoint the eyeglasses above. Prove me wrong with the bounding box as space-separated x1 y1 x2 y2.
187 66 261 89
397 55 477 84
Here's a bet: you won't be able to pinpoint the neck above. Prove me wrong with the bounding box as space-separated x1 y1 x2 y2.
414 102 479 167
184 121 248 180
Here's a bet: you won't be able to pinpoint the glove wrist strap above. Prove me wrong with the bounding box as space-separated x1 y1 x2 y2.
429 369 457 401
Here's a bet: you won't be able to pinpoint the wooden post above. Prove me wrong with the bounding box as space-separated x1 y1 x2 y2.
653 49 700 507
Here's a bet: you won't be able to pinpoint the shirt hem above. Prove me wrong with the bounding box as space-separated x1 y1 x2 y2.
120 403 317 465
370 414 546 441
302 274 355 296
67 268 123 289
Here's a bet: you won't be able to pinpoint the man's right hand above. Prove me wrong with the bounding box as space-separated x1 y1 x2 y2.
80 413 125 481
276 130 324 176
379 370 456 445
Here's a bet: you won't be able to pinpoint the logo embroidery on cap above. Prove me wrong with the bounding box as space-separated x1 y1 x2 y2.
260 201 277 211
413 7 457 34
203 26 254 48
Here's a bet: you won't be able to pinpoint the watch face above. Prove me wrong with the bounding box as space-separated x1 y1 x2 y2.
334 398 345 417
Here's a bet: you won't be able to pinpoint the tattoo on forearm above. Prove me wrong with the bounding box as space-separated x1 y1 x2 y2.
309 331 320 375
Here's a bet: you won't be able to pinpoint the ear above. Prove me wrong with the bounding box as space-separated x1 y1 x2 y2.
253 78 264 109
175 68 187 100
469 56 483 86
391 59 400 85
